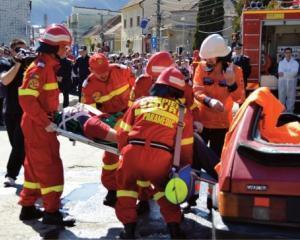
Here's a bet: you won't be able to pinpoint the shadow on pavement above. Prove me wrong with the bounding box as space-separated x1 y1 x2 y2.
22 220 64 239
99 227 123 239
22 220 101 240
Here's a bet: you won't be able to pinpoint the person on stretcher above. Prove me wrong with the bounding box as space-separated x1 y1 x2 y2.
54 103 117 143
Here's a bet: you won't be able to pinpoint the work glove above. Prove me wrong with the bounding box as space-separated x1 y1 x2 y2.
193 121 203 133
208 98 224 112
45 122 58 132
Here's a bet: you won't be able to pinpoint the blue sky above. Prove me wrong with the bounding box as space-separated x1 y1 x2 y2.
31 0 129 25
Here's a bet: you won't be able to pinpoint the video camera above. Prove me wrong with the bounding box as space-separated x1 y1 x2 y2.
14 47 37 67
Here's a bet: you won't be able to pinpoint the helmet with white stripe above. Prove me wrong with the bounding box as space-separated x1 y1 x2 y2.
39 24 72 47
146 51 174 78
155 66 185 91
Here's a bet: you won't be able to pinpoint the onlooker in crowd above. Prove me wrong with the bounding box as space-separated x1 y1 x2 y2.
193 34 245 157
278 47 299 113
231 32 240 49
232 43 251 90
3 46 11 58
57 47 73 108
0 39 29 187
73 45 90 101
192 49 201 76
132 58 144 77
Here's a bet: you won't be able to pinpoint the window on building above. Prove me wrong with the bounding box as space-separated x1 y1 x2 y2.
130 17 133 28
137 16 140 27
124 19 127 29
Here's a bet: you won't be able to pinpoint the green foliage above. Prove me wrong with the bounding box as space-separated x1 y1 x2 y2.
193 0 225 50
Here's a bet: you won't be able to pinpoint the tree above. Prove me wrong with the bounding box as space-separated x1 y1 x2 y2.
193 0 225 50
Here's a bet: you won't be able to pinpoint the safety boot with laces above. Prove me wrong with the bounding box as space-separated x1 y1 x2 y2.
19 206 44 221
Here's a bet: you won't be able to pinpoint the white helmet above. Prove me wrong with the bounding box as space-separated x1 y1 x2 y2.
199 34 231 59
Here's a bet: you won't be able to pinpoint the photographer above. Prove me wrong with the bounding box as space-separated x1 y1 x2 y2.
0 47 9 126
0 39 35 187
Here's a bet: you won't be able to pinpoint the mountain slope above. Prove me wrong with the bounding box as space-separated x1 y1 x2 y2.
31 0 129 25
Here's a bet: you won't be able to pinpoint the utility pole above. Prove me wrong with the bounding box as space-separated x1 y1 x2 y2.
156 0 161 51
43 14 48 28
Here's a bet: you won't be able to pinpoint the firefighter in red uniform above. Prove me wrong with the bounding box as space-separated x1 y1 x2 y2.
18 24 75 226
116 67 194 239
128 51 174 106
81 53 135 207
130 51 202 128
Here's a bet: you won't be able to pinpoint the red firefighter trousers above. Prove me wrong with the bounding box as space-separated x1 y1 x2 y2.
115 144 182 224
19 115 64 213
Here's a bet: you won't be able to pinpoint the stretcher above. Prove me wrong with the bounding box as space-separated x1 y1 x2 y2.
56 128 217 185
56 128 119 155
55 104 217 185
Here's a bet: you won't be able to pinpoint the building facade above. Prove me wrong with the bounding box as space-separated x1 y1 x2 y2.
121 2 144 54
68 6 120 46
121 0 199 54
0 0 31 45
82 15 122 53
121 0 237 54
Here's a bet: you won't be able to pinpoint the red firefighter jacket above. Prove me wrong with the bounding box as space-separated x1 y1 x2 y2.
18 54 60 128
81 64 135 113
118 96 194 166
129 74 201 122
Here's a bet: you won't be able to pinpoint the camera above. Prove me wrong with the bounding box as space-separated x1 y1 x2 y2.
14 47 36 67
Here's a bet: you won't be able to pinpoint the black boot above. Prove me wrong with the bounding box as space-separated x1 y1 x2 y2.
119 222 136 239
19 206 44 221
103 190 117 208
42 211 75 227
167 222 185 239
137 200 150 215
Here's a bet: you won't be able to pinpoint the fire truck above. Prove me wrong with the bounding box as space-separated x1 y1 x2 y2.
241 8 300 103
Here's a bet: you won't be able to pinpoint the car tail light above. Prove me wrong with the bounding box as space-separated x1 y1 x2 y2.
218 191 300 224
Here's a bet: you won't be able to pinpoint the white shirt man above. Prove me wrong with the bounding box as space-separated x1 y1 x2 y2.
278 48 299 113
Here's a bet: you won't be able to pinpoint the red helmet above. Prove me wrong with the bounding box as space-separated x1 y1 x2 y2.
155 66 185 91
89 53 109 74
146 51 174 78
39 24 72 46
